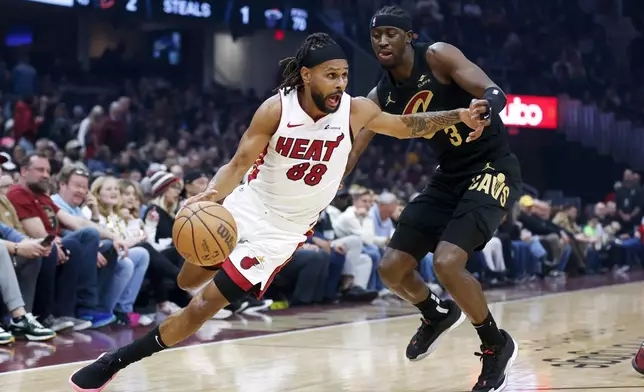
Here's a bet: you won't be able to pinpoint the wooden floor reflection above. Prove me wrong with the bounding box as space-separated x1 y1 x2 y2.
1 282 644 392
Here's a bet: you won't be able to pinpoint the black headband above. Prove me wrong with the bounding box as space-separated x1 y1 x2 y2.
370 14 412 32
300 44 347 68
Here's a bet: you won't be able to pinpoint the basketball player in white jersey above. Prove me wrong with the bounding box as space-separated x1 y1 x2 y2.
69 33 489 391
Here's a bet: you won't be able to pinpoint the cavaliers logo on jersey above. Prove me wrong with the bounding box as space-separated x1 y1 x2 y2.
402 90 434 115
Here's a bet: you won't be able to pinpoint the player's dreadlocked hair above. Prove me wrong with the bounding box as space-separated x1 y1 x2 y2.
276 33 339 94
373 5 412 25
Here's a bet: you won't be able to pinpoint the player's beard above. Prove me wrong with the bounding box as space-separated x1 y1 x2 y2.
311 89 341 114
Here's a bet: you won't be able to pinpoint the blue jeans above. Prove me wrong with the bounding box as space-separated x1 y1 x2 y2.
618 238 643 266
526 238 546 275
325 250 346 300
33 246 60 318
419 254 438 283
101 247 150 313
61 227 103 316
558 244 572 272
363 244 383 291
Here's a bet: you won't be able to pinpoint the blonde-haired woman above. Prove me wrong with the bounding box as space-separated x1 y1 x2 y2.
90 176 151 326
120 179 186 315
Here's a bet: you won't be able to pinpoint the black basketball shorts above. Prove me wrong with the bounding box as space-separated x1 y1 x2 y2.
388 153 522 261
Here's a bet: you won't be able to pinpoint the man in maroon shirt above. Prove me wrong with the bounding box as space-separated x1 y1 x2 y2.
95 101 127 155
7 153 128 329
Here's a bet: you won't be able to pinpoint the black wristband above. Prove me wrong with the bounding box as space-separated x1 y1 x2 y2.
481 87 506 120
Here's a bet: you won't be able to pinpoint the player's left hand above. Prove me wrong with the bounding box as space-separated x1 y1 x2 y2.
465 99 492 143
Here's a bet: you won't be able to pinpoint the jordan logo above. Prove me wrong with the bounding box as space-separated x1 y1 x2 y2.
417 74 431 87
385 92 396 106
483 162 495 171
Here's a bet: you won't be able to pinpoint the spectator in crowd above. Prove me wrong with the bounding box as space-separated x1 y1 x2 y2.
143 171 181 249
62 140 88 171
0 159 74 333
369 191 397 242
96 102 127 156
481 237 508 279
77 105 104 155
517 196 571 276
0 223 56 342
180 169 208 207
615 169 642 234
11 55 37 97
89 176 151 326
13 95 40 152
334 188 384 291
270 243 331 306
50 164 122 323
7 153 127 329
119 179 197 317
553 204 596 274
309 208 377 302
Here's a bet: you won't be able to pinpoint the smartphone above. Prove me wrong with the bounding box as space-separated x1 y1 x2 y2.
41 234 56 246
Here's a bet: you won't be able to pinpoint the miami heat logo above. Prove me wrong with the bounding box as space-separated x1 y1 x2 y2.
402 90 434 115
240 255 265 270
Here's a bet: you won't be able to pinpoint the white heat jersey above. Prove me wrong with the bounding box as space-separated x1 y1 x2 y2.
247 88 353 228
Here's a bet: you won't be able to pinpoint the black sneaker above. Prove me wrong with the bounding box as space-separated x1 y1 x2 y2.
243 297 273 313
9 313 56 341
406 299 466 361
69 352 122 392
472 330 519 392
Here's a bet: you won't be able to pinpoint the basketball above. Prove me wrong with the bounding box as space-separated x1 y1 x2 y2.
172 201 238 267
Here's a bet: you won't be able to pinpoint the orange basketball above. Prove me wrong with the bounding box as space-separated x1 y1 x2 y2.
172 201 238 267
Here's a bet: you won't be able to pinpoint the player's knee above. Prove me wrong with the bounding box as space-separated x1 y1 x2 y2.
184 293 221 325
343 235 363 250
378 248 415 286
177 274 198 292
433 243 468 278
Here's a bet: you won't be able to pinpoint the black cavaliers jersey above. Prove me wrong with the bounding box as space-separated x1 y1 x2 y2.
376 42 511 173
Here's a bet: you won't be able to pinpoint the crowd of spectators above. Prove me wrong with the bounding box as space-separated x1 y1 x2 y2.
0 0 641 350
324 0 644 125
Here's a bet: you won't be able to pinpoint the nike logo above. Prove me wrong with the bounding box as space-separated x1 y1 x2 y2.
287 122 304 128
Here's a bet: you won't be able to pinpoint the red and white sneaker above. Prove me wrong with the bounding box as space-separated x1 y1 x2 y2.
633 341 644 375
69 353 121 392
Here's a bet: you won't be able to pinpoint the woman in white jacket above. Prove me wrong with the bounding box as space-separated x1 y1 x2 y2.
90 176 152 326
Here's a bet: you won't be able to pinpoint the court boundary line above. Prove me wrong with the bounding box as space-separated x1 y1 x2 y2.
0 279 641 376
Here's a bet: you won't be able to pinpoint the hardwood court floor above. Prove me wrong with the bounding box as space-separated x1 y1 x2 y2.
1 282 643 392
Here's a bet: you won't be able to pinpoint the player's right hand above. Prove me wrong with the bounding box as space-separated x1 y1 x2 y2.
184 188 219 206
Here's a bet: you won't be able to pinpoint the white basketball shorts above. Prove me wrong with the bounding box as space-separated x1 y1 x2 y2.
220 185 313 297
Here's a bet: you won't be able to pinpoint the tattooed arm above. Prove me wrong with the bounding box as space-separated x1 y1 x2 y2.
350 96 479 140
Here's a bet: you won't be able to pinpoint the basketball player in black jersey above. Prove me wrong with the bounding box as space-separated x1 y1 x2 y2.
345 6 521 392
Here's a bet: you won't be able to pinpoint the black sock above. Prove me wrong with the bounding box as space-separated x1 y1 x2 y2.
115 326 168 367
473 311 505 348
414 291 449 321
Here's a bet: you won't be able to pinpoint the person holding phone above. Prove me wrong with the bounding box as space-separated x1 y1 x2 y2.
0 221 56 342
8 155 128 330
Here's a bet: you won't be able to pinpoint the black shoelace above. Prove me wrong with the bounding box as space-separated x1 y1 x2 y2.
474 348 500 385
97 352 125 372
413 318 434 344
